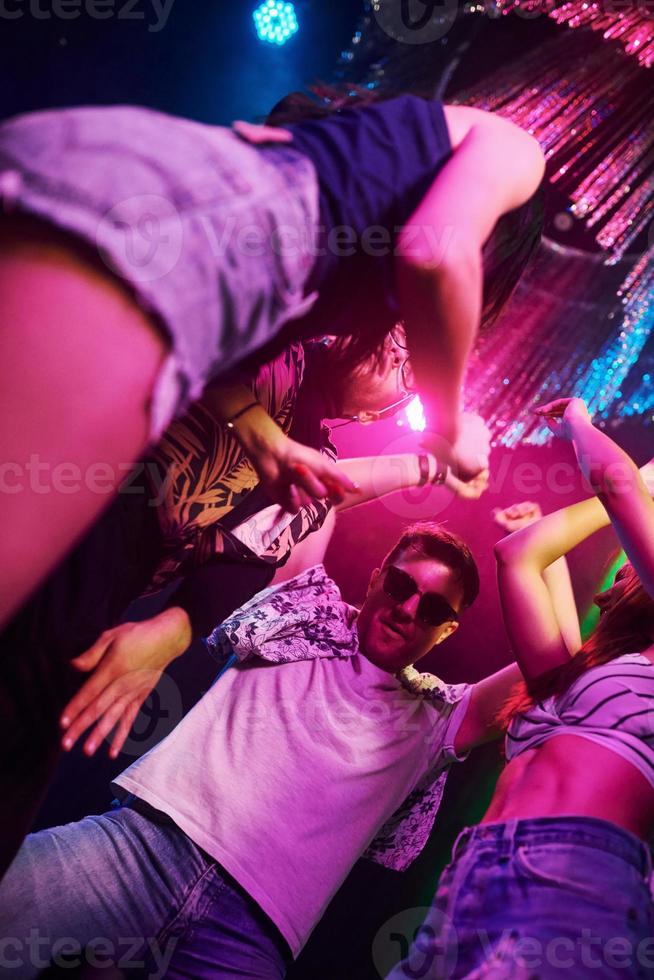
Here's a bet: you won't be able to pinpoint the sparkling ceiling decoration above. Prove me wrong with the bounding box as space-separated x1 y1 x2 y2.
494 0 654 68
452 30 654 442
333 9 654 443
452 32 653 266
463 238 654 446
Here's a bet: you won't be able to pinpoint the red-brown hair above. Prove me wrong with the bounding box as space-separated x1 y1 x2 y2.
497 563 654 729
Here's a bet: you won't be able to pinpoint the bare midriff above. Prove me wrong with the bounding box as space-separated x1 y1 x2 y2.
482 734 654 841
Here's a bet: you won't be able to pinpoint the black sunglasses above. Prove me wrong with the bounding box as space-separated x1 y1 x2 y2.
382 565 459 628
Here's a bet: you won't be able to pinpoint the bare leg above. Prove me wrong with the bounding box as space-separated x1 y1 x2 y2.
0 215 169 628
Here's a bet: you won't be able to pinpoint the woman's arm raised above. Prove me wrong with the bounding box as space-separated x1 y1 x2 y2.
537 397 654 599
396 107 545 468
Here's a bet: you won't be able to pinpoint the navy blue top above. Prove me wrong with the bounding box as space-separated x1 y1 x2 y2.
286 94 452 343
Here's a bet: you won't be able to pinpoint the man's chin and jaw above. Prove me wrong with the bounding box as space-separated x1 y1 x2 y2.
361 615 457 673
357 561 461 673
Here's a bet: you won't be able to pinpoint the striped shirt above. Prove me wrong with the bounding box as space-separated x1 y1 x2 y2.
506 652 654 788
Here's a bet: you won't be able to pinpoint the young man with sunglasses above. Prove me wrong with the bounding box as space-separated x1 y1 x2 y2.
2 520 522 978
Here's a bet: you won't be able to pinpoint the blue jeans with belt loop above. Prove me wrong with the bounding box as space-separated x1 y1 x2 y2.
0 802 290 979
388 816 654 979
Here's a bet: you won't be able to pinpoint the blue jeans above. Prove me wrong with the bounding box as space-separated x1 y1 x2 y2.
388 817 654 980
0 802 290 979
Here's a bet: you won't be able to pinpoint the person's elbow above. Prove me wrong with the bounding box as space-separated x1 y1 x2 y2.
507 125 546 206
494 533 531 568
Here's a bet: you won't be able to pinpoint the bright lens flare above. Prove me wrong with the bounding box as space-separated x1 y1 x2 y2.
405 396 426 432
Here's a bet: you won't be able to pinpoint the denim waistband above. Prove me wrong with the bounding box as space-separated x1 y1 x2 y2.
453 816 652 878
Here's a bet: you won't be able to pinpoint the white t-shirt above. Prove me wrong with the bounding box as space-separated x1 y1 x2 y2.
114 652 470 956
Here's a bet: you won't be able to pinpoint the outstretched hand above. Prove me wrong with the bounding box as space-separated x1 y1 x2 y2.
534 397 592 440
60 608 191 759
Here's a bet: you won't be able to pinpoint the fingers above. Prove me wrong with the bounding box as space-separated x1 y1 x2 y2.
294 485 314 509
109 699 142 759
543 417 561 436
291 463 329 500
63 667 160 756
285 483 302 514
509 501 537 517
61 675 127 751
534 399 571 417
291 461 359 505
318 459 359 498
69 633 111 673
81 693 134 756
454 469 489 499
61 658 113 731
232 121 293 144
492 500 541 531
61 668 147 751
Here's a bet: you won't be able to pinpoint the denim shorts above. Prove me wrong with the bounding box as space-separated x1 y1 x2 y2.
0 105 320 439
389 816 654 979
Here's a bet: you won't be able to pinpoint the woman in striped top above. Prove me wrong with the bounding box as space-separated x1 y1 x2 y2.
390 399 654 980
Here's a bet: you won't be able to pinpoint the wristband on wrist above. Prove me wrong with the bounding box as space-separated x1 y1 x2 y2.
224 401 260 429
417 453 449 486
431 458 449 486
417 453 430 487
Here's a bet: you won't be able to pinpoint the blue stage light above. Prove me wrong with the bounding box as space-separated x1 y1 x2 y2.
253 1 299 45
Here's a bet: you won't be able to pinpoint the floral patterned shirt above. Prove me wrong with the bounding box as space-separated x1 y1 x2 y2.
144 343 335 593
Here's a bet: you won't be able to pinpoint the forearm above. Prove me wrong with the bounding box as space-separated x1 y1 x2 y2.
568 417 642 495
569 419 654 595
335 453 444 511
395 250 482 445
495 496 610 572
394 112 543 444
201 381 285 457
542 557 582 654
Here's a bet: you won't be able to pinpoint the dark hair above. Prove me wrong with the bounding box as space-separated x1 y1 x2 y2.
496 563 654 729
382 521 480 610
266 84 391 126
480 185 545 330
268 85 544 368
